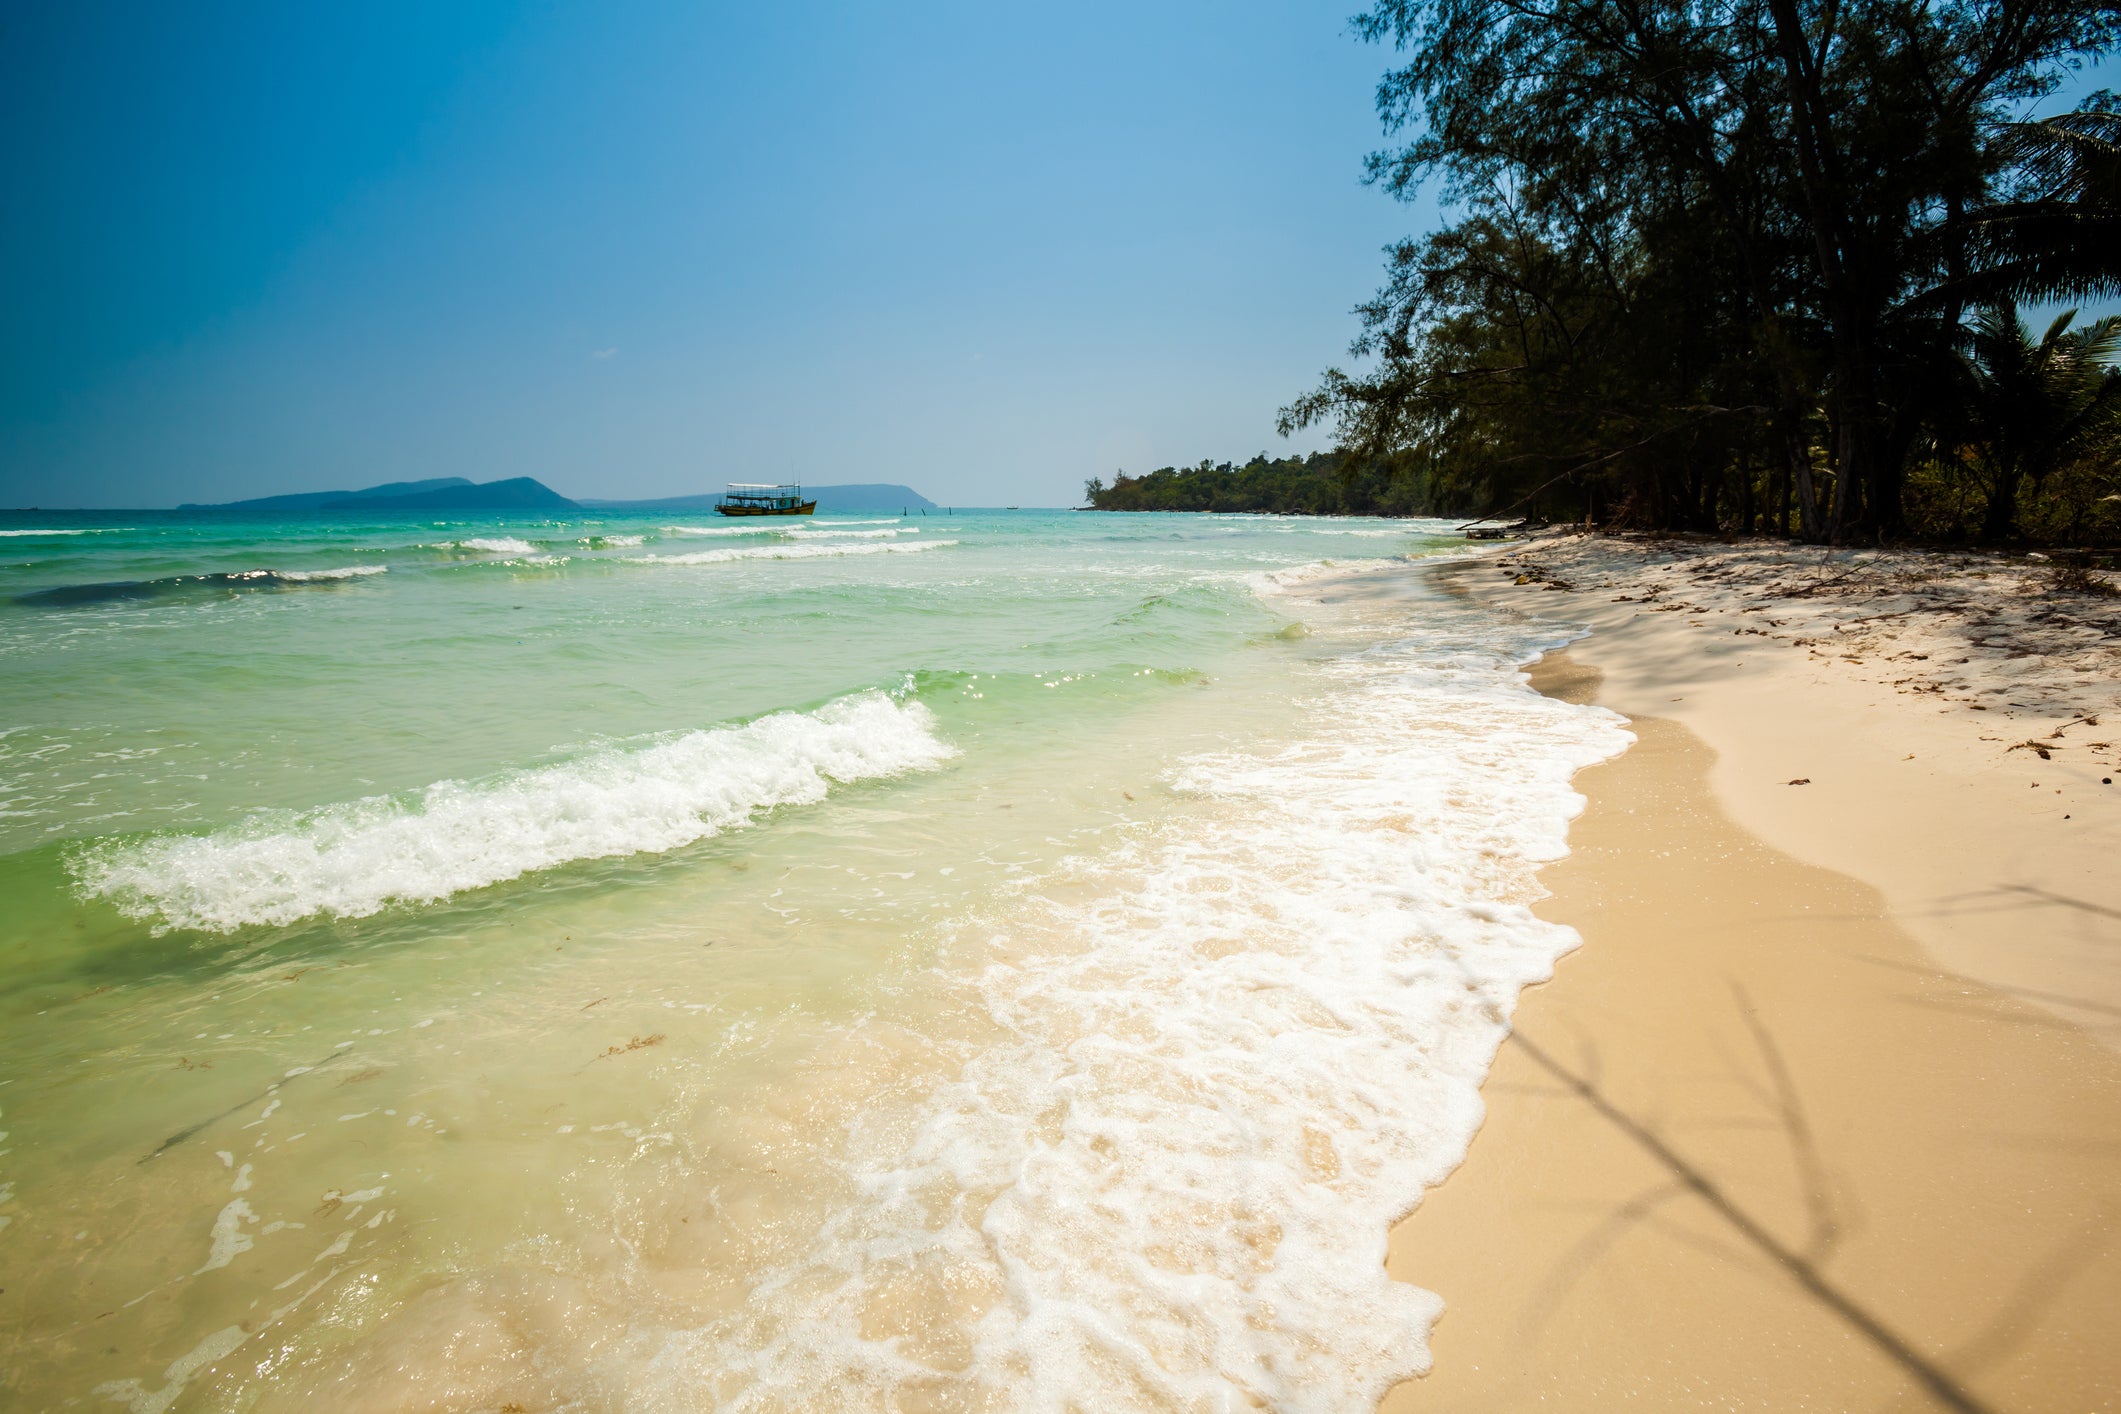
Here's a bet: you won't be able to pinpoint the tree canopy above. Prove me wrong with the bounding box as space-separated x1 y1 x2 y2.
1278 0 2121 542
1084 452 1436 515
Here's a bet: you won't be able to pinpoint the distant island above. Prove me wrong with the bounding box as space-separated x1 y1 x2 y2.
1084 452 1435 516
181 477 576 512
182 479 938 514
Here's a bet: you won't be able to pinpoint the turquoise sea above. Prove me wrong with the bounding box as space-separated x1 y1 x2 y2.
0 508 1627 1411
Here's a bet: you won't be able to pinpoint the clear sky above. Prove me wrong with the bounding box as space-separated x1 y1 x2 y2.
3 7 2108 511
0 1 1423 509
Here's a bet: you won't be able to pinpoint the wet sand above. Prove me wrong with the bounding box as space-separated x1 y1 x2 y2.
1382 647 2121 1411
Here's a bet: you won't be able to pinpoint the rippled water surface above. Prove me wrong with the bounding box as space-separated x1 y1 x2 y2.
0 507 1626 1411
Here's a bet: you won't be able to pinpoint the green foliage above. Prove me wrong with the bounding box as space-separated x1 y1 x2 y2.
1084 453 1447 515
1951 109 2121 307
1281 0 2121 543
1947 304 2121 539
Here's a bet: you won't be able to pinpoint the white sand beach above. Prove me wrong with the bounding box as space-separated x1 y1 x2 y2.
1383 535 2121 1411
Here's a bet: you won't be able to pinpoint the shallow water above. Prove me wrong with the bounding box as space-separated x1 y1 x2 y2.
0 508 1627 1411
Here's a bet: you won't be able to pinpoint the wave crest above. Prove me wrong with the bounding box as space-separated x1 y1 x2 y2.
275 565 388 582
73 691 953 932
629 540 955 566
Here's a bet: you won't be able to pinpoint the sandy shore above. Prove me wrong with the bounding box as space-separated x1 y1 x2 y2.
1480 534 2121 1043
1382 536 2121 1412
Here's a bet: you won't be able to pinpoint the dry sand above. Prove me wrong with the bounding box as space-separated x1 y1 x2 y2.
1480 534 2121 1044
1382 536 2121 1412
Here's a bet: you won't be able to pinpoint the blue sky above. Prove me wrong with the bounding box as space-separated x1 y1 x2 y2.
0 1 1418 509
1 6 2110 510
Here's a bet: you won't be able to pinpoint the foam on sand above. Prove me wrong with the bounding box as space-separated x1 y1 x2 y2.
289 582 1631 1411
73 691 954 932
634 601 1632 1410
629 539 955 566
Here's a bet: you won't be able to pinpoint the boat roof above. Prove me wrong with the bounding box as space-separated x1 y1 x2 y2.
726 483 799 491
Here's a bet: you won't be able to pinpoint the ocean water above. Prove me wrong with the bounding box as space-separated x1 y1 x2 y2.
0 508 1629 1411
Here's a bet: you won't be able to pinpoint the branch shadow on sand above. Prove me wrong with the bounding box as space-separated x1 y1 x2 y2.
1506 989 2011 1414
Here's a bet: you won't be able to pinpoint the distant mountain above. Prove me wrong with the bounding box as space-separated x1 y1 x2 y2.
809 484 940 512
334 477 577 511
180 477 474 511
578 483 938 513
184 476 933 515
184 477 577 512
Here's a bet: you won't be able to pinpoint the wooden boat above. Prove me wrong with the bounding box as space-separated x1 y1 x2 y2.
715 483 817 516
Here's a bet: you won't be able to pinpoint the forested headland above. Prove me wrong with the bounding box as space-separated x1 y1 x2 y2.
1133 0 2121 543
1085 453 1438 514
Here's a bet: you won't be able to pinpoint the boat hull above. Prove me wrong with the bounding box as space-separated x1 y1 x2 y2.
714 502 817 516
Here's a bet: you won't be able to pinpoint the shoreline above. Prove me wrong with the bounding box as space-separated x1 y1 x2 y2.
1380 543 2121 1409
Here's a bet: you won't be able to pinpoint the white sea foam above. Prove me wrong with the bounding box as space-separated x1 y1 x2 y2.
581 534 646 547
94 1324 248 1414
782 527 913 540
610 588 1628 1410
666 520 904 538
629 539 956 566
1245 557 1407 594
0 528 122 537
454 537 538 554
275 566 387 582
1215 522 1459 539
74 691 953 932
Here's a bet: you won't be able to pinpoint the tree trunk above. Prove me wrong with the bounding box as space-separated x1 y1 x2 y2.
1764 0 1892 544
1982 467 2022 542
1865 418 1915 541
1829 416 1855 542
1773 442 1791 535
1739 447 1757 535
1783 415 1822 540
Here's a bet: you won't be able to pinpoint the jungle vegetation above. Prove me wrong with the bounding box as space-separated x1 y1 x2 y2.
1256 0 2121 542
1084 453 1434 514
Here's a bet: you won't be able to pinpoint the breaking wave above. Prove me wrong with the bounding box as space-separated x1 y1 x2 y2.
631 605 1632 1411
629 540 956 566
16 566 387 607
73 691 954 932
274 565 388 582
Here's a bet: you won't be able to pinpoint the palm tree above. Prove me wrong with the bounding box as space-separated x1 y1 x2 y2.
1955 111 2121 306
1953 303 2121 541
